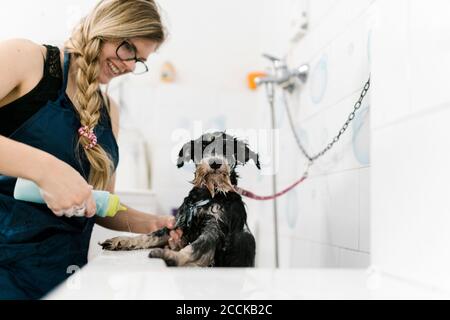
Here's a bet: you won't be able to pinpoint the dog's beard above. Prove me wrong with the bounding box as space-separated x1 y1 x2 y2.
192 165 234 198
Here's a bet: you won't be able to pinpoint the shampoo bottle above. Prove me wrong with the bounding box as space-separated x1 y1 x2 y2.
13 178 126 217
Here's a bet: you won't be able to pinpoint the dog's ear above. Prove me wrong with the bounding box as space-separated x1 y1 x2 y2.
234 138 261 169
177 140 195 168
245 146 261 169
177 137 206 168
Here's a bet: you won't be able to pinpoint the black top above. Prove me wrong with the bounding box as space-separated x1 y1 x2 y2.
0 45 63 137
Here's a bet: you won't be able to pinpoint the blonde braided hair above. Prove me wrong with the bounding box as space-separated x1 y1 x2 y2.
64 0 165 189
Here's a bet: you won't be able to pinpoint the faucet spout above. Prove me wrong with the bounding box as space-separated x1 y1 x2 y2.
254 75 287 86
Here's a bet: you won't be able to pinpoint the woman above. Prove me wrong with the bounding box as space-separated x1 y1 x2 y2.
0 0 180 299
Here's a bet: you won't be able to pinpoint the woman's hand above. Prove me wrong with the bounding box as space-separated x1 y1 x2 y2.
147 215 183 248
169 228 183 249
34 155 96 217
149 214 176 232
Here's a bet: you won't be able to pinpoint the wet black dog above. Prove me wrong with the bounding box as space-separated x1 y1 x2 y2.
100 132 259 267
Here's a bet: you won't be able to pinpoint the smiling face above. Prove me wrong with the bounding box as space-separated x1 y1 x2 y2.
97 37 159 84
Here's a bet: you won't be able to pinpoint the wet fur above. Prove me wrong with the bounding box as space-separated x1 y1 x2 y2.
100 132 257 267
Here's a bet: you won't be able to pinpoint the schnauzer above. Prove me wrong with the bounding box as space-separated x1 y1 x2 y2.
100 132 260 267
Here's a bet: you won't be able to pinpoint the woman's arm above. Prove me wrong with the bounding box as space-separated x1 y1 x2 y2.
0 39 97 216
96 205 174 234
0 130 97 217
0 39 63 181
0 135 54 182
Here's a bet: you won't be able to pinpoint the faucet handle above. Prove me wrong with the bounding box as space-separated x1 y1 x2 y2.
262 53 282 63
262 53 287 69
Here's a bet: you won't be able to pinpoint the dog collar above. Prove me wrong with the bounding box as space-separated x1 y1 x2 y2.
186 199 212 227
192 199 211 207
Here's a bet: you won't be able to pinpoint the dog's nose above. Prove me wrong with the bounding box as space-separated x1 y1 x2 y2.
209 160 222 170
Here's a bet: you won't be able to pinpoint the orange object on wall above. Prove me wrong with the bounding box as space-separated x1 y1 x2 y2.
161 62 176 83
247 71 267 90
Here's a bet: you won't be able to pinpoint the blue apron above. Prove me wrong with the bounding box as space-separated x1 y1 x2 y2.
0 51 119 299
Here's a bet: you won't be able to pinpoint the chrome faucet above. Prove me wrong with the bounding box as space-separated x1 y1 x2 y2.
255 54 309 93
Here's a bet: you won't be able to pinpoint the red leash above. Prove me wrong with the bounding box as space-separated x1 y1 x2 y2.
234 168 310 201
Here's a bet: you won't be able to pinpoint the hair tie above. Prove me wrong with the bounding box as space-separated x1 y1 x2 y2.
78 125 98 150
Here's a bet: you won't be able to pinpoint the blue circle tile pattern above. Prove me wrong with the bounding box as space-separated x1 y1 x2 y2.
352 105 370 165
310 54 328 105
367 30 372 63
294 125 310 159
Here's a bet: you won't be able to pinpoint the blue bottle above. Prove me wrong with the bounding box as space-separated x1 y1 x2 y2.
13 178 127 217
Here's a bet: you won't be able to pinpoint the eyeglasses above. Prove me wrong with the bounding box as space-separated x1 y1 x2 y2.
116 40 148 75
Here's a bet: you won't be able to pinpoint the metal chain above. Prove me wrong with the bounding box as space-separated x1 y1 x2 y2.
282 76 370 163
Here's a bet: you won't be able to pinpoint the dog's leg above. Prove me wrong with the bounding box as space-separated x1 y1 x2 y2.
149 218 220 266
167 236 187 251
149 245 215 267
100 228 170 251
216 230 256 267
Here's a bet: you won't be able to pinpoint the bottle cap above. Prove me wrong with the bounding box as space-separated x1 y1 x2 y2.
105 194 127 217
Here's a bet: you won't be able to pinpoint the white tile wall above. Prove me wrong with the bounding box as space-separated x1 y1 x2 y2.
280 237 370 269
370 0 411 128
290 237 340 268
339 249 370 268
359 168 370 252
409 0 450 113
295 92 370 178
308 0 340 30
299 171 360 249
291 11 372 123
371 0 450 291
287 0 374 65
278 233 293 268
270 0 372 268
372 107 450 290
256 223 277 268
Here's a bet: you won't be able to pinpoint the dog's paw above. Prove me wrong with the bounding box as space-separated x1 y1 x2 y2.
99 237 134 251
148 248 164 258
148 248 177 266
